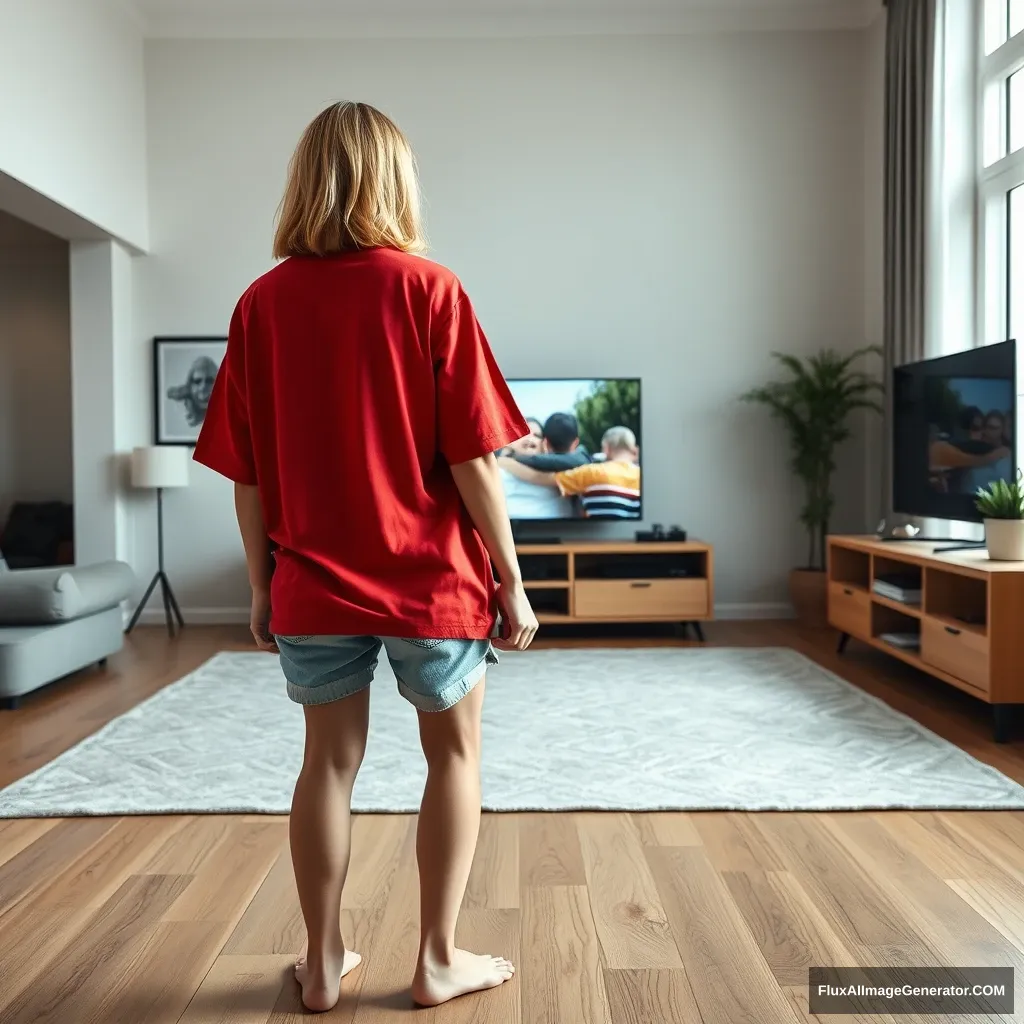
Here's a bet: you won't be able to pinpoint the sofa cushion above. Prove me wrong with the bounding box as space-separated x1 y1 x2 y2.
0 561 135 625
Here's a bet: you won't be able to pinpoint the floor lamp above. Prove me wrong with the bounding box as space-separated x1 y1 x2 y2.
126 446 189 636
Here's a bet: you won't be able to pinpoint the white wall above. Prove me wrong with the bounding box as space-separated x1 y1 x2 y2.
137 32 873 616
0 212 73 526
0 0 149 250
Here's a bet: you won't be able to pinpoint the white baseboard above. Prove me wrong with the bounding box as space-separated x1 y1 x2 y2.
134 602 794 627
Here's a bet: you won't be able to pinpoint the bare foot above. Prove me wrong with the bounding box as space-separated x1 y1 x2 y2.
295 948 362 1013
411 948 515 1007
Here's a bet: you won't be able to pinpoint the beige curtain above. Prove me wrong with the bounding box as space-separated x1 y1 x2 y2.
882 0 937 521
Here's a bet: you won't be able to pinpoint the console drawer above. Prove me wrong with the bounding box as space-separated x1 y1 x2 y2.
573 579 708 619
921 618 990 693
828 582 870 637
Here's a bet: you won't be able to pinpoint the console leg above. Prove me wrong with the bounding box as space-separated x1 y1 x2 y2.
0 695 23 711
676 622 691 640
691 622 706 643
836 632 850 655
992 704 1018 744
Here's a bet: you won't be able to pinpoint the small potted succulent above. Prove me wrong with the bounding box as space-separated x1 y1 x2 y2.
975 471 1024 561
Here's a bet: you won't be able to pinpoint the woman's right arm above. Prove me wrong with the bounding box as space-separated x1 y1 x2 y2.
450 453 538 652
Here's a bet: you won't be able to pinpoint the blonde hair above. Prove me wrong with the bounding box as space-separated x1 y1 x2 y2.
273 102 426 259
601 426 638 453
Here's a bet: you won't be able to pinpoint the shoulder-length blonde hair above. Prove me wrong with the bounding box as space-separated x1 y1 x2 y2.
273 101 426 259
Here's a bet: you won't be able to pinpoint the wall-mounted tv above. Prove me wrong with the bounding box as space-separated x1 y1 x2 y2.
892 340 1017 523
497 378 642 522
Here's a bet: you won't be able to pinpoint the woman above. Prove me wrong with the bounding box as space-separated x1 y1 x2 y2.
194 101 537 1013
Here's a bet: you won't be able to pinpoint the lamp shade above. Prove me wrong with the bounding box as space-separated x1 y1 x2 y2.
131 446 190 489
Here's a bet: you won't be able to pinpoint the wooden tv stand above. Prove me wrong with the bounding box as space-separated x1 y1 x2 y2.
827 535 1024 742
514 540 713 639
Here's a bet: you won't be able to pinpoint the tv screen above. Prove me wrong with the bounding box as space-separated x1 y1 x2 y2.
497 378 642 521
893 341 1017 523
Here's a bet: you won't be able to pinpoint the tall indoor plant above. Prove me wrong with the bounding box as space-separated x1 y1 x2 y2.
742 347 883 626
975 472 1024 560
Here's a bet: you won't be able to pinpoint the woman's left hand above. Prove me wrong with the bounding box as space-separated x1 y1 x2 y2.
250 587 279 653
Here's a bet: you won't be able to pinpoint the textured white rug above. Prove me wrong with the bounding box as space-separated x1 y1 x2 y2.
2 647 1023 816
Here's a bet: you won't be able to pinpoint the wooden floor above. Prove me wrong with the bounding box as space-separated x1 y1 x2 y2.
0 623 1022 1024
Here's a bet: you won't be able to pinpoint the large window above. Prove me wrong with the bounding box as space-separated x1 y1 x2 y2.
980 0 1024 345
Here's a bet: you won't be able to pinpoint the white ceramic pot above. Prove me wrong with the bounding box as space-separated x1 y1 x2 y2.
984 518 1024 561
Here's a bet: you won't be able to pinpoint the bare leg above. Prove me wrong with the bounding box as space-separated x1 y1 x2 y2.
411 678 515 1007
290 688 370 1012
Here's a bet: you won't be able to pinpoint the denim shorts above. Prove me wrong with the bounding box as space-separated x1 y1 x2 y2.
276 635 497 712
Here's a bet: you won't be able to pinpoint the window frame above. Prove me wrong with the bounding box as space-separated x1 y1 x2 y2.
977 0 1024 345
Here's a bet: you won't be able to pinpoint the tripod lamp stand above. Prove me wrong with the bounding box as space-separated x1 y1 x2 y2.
126 446 188 636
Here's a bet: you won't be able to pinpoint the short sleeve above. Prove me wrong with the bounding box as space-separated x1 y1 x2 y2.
555 464 596 496
193 297 257 484
434 292 529 465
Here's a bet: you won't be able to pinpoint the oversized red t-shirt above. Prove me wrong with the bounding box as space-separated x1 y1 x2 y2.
193 248 528 639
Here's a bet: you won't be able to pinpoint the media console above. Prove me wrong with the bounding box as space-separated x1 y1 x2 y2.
514 540 713 639
827 535 1024 742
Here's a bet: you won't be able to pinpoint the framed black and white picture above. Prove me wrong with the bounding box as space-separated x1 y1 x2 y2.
154 336 227 445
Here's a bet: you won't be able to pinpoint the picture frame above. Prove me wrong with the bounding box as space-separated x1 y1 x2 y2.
153 336 227 446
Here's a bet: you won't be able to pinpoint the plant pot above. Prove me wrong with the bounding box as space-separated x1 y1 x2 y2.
789 568 828 628
984 518 1024 561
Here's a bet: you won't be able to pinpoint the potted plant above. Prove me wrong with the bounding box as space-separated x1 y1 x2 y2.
742 347 883 627
975 472 1024 560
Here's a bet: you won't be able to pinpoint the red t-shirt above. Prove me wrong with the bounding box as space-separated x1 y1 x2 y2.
193 248 528 639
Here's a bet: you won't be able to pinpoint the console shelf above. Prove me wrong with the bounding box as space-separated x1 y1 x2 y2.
516 540 713 638
828 535 1024 742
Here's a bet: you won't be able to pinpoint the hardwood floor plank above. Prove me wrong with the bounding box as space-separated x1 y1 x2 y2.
0 873 193 1023
342 815 414 911
940 812 1024 881
177 954 295 1024
465 814 519 910
0 816 114 917
0 816 185 1005
823 814 1024 972
223 849 304 955
521 885 611 1024
721 869 855 987
349 839 421 1023
518 813 586 887
164 821 288 924
693 812 785 872
631 813 702 848
946 877 1024 952
575 813 682 969
142 815 234 874
105 919 227 1024
647 846 800 1024
603 969 701 1024
751 814 940 962
783 983 904 1024
0 818 59 869
874 812 1013 883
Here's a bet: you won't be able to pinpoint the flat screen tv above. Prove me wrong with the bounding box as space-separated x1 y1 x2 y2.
497 378 642 521
892 340 1017 523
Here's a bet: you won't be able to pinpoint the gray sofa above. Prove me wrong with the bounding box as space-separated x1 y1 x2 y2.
0 560 135 709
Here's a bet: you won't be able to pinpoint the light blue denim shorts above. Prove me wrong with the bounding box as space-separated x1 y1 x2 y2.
276 635 497 712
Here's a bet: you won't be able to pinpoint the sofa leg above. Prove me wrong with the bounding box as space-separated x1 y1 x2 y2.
0 695 23 711
98 657 108 669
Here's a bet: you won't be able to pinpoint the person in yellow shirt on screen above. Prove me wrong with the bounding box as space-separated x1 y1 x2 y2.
497 425 641 519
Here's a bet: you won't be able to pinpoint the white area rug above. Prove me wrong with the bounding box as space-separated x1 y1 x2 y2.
2 647 1023 816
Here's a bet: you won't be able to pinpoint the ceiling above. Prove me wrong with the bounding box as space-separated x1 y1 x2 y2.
130 0 881 38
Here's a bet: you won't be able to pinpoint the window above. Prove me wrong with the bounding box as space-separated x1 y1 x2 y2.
979 0 1024 345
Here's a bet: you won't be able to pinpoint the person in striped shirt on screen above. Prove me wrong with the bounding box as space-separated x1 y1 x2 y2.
554 426 641 519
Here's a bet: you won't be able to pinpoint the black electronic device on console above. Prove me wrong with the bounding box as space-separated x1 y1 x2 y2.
635 524 687 543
